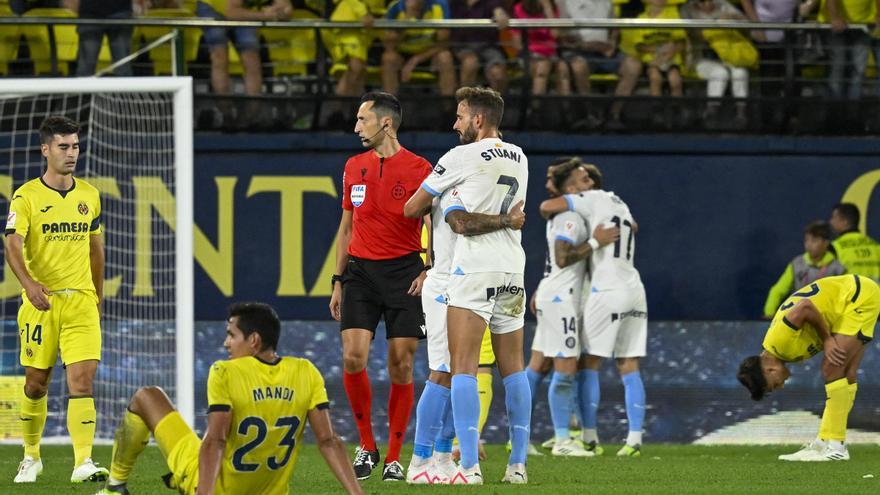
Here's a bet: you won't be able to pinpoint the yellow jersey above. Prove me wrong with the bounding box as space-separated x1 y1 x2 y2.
763 274 875 362
5 177 102 294
385 0 449 54
202 0 271 16
206 356 329 495
832 231 880 282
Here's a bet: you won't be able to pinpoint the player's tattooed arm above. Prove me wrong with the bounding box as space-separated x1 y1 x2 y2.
554 223 620 268
446 200 525 235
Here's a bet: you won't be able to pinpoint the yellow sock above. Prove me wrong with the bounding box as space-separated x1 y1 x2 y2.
847 383 858 413
109 409 151 484
818 378 850 442
20 391 47 460
67 397 97 466
477 372 493 434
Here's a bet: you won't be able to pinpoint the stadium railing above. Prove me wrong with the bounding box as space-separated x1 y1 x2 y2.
0 15 876 134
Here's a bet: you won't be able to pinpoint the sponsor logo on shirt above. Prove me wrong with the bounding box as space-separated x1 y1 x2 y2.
433 164 446 175
6 211 15 229
351 184 366 207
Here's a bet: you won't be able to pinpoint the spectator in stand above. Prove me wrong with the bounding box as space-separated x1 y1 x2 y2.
325 0 383 99
558 0 621 96
450 0 510 93
680 0 751 128
75 0 134 76
818 0 875 99
382 0 457 96
763 221 847 319
610 0 686 126
196 0 292 99
512 0 571 97
739 0 797 103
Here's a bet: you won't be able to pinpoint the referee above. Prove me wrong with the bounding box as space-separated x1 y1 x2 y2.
329 92 432 482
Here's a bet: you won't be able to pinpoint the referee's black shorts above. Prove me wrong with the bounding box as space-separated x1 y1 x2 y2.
340 252 426 340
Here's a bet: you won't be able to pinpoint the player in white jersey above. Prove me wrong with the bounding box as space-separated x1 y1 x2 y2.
534 160 619 457
404 87 531 485
540 165 648 457
404 186 524 484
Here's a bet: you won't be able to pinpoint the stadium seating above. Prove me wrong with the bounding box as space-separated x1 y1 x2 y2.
134 8 202 76
0 4 19 76
260 9 320 77
21 8 114 76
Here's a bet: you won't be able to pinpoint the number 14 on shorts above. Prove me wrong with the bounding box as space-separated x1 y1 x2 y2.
21 323 43 345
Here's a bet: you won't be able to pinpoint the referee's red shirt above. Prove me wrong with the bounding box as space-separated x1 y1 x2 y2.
342 147 432 260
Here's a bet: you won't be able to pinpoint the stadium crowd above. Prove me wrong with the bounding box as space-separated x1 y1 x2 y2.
1 0 880 130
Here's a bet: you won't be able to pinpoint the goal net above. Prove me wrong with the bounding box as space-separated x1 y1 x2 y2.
0 77 193 441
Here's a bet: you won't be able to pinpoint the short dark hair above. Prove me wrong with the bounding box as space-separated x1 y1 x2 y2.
832 203 860 229
550 158 583 193
361 91 402 129
228 302 281 351
39 116 80 145
737 355 767 401
455 86 504 129
804 220 832 240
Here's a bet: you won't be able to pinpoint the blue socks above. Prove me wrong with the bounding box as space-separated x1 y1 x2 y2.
434 395 455 454
549 372 575 440
577 369 600 430
622 371 646 435
451 374 480 469
503 371 532 466
413 381 450 459
525 367 545 415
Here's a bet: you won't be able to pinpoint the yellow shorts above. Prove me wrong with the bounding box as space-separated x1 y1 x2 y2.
837 275 880 342
18 289 100 369
478 326 496 367
155 411 200 495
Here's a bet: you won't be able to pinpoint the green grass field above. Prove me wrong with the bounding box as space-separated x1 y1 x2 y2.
1 444 878 494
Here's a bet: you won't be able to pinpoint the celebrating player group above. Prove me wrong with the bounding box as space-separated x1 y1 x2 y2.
9 86 877 494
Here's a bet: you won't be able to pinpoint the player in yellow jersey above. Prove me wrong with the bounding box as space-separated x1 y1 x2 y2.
738 274 880 461
5 116 108 484
95 302 362 495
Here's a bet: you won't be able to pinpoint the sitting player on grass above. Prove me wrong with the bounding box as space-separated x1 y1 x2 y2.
95 302 362 495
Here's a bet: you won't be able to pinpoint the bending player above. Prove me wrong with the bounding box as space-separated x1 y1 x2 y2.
95 302 362 495
738 274 879 461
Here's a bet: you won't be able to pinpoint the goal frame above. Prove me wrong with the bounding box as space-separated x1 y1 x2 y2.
0 77 195 426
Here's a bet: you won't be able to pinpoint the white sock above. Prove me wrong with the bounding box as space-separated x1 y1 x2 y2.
108 477 126 486
626 431 642 446
434 452 452 463
410 454 430 468
827 440 845 451
581 428 599 443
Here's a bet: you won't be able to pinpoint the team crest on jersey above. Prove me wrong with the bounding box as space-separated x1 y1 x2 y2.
25 347 32 358
6 211 15 228
391 183 406 200
77 201 89 216
351 185 366 207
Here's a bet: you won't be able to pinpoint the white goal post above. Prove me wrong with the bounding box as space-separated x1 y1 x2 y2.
0 77 194 432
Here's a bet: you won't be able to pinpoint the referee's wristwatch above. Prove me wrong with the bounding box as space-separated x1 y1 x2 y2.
331 274 343 288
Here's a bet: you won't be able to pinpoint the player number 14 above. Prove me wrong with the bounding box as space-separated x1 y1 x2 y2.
21 323 42 345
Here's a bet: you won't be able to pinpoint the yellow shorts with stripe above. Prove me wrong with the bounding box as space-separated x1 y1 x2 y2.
18 289 100 369
836 275 880 342
479 326 496 367
155 411 201 495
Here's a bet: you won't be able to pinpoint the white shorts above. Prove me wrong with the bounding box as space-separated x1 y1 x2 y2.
534 296 581 358
581 285 647 358
422 277 451 373
446 272 525 335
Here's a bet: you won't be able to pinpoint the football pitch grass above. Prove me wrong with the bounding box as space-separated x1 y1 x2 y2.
1 444 878 494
